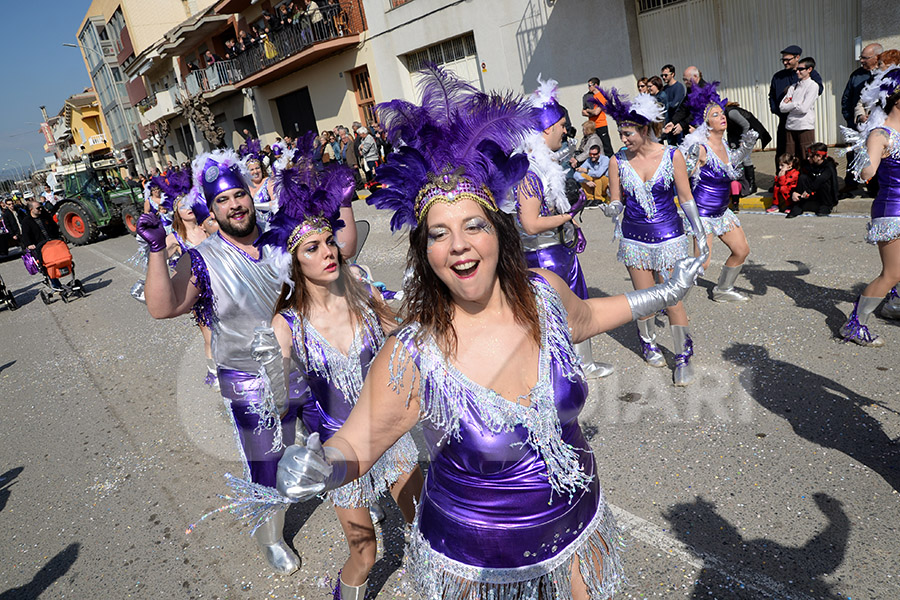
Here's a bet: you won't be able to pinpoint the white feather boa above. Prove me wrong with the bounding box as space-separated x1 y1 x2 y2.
510 130 571 214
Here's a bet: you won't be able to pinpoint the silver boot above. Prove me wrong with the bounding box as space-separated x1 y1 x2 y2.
711 265 750 302
636 318 666 368
881 286 900 320
252 506 300 574
840 295 885 347
369 502 385 525
339 577 368 600
574 339 615 379
671 325 695 386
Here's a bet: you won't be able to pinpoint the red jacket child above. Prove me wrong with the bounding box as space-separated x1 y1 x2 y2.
771 155 800 213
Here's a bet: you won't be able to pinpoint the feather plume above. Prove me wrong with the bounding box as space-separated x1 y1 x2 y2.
683 81 727 127
599 87 665 126
191 148 250 194
368 64 540 231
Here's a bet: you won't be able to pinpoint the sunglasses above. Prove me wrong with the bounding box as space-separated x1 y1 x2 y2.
797 66 811 71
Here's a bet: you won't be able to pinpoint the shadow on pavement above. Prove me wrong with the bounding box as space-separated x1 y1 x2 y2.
0 543 80 600
0 466 23 514
366 499 408 599
284 495 325 557
723 343 900 493
663 494 848 599
0 360 14 374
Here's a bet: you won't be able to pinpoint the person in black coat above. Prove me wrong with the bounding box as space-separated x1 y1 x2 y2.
1 198 22 255
768 45 824 172
20 201 60 253
786 144 839 218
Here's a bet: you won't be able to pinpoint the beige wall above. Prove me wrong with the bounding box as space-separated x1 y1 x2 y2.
79 0 217 55
255 45 376 145
861 0 900 52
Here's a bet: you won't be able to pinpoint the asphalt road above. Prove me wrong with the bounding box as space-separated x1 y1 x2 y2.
0 202 897 600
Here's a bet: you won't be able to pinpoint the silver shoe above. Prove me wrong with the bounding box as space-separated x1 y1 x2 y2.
637 318 666 368
840 296 885 347
252 507 300 574
340 577 368 600
671 325 695 386
574 339 615 379
881 287 900 320
369 502 385 525
711 265 750 302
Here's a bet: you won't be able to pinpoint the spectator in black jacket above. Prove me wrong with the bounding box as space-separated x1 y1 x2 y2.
664 66 706 140
21 201 63 288
840 43 882 195
786 144 839 218
1 198 22 255
768 45 824 172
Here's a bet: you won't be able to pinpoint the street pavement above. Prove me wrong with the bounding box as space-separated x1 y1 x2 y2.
0 200 898 600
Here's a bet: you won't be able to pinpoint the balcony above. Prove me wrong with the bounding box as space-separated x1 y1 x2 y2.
139 87 182 126
88 133 107 146
184 59 242 98
231 0 366 89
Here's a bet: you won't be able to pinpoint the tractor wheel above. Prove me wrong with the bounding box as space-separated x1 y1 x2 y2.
57 202 98 246
121 204 141 234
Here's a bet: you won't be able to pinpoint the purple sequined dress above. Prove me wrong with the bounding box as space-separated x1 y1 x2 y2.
867 126 900 243
280 305 419 508
615 146 690 271
389 275 624 599
515 171 589 299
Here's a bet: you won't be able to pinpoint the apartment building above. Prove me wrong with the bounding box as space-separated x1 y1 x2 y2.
46 90 113 165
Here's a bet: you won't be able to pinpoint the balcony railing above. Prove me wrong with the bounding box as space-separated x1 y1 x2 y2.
185 59 242 96
88 134 107 146
230 1 365 83
139 87 181 126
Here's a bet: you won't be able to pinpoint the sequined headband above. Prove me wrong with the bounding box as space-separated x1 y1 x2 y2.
414 169 497 222
703 102 723 122
287 215 332 252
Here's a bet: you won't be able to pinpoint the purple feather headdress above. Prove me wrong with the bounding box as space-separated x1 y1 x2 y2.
528 75 567 131
683 81 728 127
191 149 250 207
367 63 540 231
599 87 666 127
240 138 263 164
256 135 354 253
156 170 193 212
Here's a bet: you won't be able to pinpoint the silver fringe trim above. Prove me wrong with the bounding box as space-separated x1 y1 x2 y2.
406 502 625 599
866 216 900 244
126 235 150 273
250 367 285 454
329 432 419 508
687 209 741 237
389 277 589 501
291 307 385 404
186 473 295 536
616 148 674 220
617 235 690 271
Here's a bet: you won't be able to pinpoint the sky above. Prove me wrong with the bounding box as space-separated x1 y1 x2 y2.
0 1 94 181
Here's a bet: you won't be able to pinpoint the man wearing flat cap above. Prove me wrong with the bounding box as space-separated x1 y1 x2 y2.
769 44 824 172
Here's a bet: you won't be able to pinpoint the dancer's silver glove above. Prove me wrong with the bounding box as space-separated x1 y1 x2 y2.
680 200 709 263
624 256 704 319
251 325 288 414
277 433 348 500
600 200 624 219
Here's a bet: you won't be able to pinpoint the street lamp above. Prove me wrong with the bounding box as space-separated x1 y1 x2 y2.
63 42 146 173
16 147 37 171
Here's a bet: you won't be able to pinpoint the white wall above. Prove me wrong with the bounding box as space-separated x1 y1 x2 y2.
363 0 639 121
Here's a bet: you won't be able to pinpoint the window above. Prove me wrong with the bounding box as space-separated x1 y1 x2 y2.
636 0 687 13
389 0 414 7
404 33 481 91
350 66 376 126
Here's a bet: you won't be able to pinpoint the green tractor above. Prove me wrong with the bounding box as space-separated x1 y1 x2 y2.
54 158 143 245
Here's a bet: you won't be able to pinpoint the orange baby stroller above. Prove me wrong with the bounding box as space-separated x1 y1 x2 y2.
32 240 85 304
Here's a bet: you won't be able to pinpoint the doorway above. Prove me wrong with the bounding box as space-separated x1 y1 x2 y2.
274 87 317 138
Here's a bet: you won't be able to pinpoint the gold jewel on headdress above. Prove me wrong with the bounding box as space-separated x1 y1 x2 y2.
287 215 332 252
414 167 497 222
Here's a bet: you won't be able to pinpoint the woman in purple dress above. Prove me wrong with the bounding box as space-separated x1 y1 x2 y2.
840 67 900 345
680 83 758 302
252 153 422 600
599 89 709 386
274 66 703 600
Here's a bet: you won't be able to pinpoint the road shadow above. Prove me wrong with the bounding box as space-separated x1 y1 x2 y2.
284 495 325 557
663 494 848 599
0 466 23 514
723 343 900 493
9 282 40 307
741 260 863 334
0 543 79 600
0 360 14 374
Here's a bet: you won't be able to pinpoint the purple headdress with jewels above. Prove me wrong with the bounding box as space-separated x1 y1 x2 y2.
528 75 567 131
683 81 728 127
256 136 354 254
599 87 666 128
367 63 540 231
191 148 250 207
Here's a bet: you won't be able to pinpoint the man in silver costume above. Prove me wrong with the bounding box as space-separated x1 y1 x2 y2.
137 148 301 574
